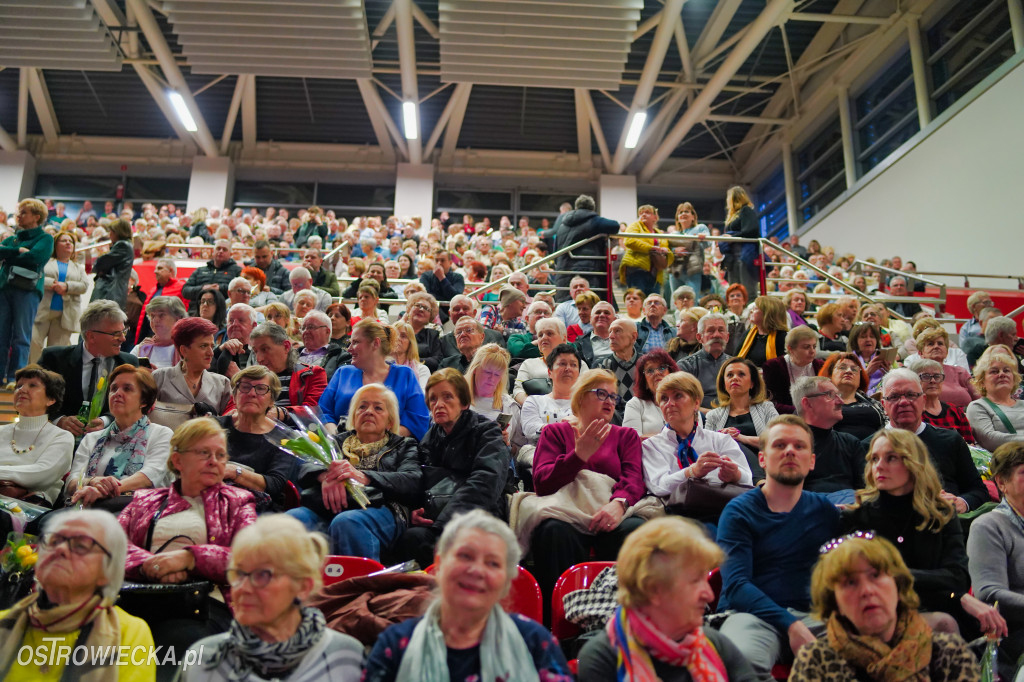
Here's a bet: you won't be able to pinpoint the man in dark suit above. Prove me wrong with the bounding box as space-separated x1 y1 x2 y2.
39 300 138 437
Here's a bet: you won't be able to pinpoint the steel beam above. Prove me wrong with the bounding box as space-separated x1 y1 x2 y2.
788 12 889 25
691 0 744 65
26 69 60 144
906 15 933 129
17 68 28 147
133 64 196 146
579 89 611 170
836 86 857 188
440 82 472 165
574 89 592 169
356 78 405 161
781 141 800 233
1010 0 1024 51
220 75 244 154
0 124 16 152
424 82 470 159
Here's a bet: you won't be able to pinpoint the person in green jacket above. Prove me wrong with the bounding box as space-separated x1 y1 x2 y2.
0 199 54 388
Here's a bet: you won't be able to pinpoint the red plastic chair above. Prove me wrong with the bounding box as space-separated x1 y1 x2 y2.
282 481 301 510
424 563 544 623
322 556 385 586
550 561 615 641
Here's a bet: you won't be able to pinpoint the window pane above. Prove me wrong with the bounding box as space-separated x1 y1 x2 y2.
124 177 190 204
854 51 919 174
435 190 512 212
755 169 788 240
233 181 315 207
796 117 844 221
315 184 395 212
35 175 121 201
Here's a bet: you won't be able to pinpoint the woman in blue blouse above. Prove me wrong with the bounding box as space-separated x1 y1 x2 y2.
319 318 430 439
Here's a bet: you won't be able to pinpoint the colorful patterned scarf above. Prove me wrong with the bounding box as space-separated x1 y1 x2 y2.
674 420 699 469
85 416 151 480
606 606 727 682
827 608 933 681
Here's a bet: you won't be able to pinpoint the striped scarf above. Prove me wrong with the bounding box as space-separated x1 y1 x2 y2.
606 606 727 682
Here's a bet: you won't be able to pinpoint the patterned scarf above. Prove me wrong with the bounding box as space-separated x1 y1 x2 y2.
0 591 122 681
394 601 539 682
674 420 699 469
826 608 933 682
737 327 779 361
606 606 727 682
85 416 151 480
340 432 390 469
206 605 325 681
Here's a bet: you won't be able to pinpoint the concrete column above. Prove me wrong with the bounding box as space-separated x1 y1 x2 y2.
781 141 801 236
0 151 36 216
186 157 234 213
907 16 933 129
837 87 858 189
598 173 637 225
1009 0 1024 52
393 163 434 226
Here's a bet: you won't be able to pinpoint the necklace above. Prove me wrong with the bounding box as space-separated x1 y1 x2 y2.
10 423 44 454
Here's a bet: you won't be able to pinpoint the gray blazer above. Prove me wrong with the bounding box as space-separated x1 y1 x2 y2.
704 400 780 434
153 362 231 415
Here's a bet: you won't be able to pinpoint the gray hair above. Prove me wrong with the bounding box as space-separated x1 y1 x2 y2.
44 509 127 601
574 195 596 212
289 266 312 283
345 383 400 436
436 509 520 586
156 257 177 276
228 276 250 292
790 376 833 416
985 316 1017 345
526 300 552 316
228 302 258 324
881 368 922 394
250 321 299 365
537 316 567 339
303 309 330 328
450 294 477 311
906 356 943 374
672 285 696 301
697 312 728 335
294 289 318 306
146 295 187 320
455 316 485 335
80 300 128 331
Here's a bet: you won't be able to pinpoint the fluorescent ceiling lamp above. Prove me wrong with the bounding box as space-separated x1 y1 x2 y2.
624 111 647 149
167 91 198 132
403 101 419 140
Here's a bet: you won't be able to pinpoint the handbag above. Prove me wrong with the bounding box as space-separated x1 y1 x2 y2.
667 478 754 518
117 580 213 621
421 465 467 521
7 266 40 292
0 569 34 609
649 249 668 273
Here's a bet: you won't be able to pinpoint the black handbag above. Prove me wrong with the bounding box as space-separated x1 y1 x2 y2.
666 478 754 518
522 377 552 396
7 266 40 291
117 580 213 621
421 465 467 520
0 569 34 609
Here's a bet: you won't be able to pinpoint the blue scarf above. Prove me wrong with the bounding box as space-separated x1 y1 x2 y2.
85 416 151 480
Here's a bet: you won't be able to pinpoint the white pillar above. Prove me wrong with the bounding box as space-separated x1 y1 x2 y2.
907 16 933 129
1009 0 1024 52
0 151 36 216
186 157 234 214
394 163 434 226
598 174 637 226
837 87 858 189
781 141 800 236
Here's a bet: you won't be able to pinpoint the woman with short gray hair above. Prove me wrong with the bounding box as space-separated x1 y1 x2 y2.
132 295 188 369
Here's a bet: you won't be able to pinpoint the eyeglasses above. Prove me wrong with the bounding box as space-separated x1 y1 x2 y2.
236 383 271 396
226 567 278 588
41 533 111 557
644 365 672 377
918 373 945 383
180 448 229 463
806 390 841 401
882 391 923 403
587 388 622 405
230 288 250 295
89 328 128 338
409 303 431 312
302 325 328 333
820 530 875 554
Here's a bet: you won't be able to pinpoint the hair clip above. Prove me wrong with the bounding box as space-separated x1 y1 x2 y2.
819 530 875 554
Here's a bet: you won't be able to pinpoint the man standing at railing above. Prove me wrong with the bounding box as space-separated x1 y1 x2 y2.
419 249 464 323
552 195 619 303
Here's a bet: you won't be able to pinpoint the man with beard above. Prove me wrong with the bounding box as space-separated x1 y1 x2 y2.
715 415 841 680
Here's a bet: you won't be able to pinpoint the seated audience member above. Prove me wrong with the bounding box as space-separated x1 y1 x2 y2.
790 376 866 504
118 418 257 654
553 276 592 330
241 265 279 308
912 327 977 407
297 310 345 379
849 321 890 395
677 312 732 411
351 280 388 324
815 303 849 352
785 289 811 328
0 365 73 506
885 275 923 318
762 326 824 413
343 260 398 301
513 318 579 403
642 372 750 532
715 415 842 679
506 300 551 360
565 290 599 342
326 302 351 349
0 510 156 681
281 267 332 313
845 429 1005 640
480 285 528 336
967 345 1024 452
319 319 428 439
622 286 646 324
288 384 420 561
243 321 328 415
959 290 996 347
623 350 679 439
791 534 980 682
597 319 641 424
821 351 886 440
302 247 341 299
967 442 1024 678
722 283 748 351
215 366 297 509
181 238 241 306
390 321 430 388
40 300 139 437
440 294 504 357
705 358 780 469
211 302 258 379
904 318 968 371
440 316 487 373
152 318 231 428
516 344 582 484
132 295 187 369
637 294 674 354
982 315 1024 374
574 300 615 367
530 369 647 607
365 510 570 682
467 343 514 421
909 357 976 444
394 370 510 568
666 306 704 362
855 303 895 348
877 369 989 511
578 516 755 681
735 295 788 368
182 515 363 682
263 301 301 341
195 287 228 334
404 291 442 370
68 365 172 509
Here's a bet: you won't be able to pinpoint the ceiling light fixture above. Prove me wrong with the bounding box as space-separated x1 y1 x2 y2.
403 101 419 140
167 91 198 132
624 111 647 149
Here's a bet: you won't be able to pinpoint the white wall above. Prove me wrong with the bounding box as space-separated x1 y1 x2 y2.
0 151 36 214
393 162 434 224
599 174 637 225
186 157 234 213
802 55 1024 276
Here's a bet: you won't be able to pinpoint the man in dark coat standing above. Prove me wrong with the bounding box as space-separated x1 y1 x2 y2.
553 195 620 302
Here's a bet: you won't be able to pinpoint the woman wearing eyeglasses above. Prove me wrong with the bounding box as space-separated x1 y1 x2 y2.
966 345 1024 452
909 357 976 444
821 351 887 440
404 291 443 371
180 515 363 682
623 350 680 439
530 369 648 611
0 509 157 681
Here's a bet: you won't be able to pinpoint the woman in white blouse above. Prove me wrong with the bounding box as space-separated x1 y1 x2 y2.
623 350 678 439
467 343 514 421
67 364 173 508
513 317 587 404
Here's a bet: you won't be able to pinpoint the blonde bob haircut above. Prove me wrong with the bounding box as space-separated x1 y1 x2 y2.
168 417 226 477
230 514 329 596
346 383 400 435
811 535 919 622
655 371 704 407
815 302 840 329
911 316 943 339
754 295 789 333
857 429 955 532
466 343 511 411
915 326 949 351
616 516 724 609
353 318 395 356
571 368 618 416
972 345 1022 397
392 321 420 362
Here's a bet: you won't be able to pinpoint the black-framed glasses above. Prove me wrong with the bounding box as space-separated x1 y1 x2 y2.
226 567 278 588
882 391 923 403
644 365 672 377
806 390 841 401
236 383 272 396
89 328 128 338
918 373 945 383
820 530 875 554
588 388 622 406
41 533 111 558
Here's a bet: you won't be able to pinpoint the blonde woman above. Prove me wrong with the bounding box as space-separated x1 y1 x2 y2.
735 295 788 368
390 321 430 388
723 185 759 293
263 301 301 341
966 346 1024 451
466 343 513 421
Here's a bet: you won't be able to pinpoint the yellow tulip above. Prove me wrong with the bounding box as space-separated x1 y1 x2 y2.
16 545 32 560
22 553 37 567
307 431 320 444
96 377 106 392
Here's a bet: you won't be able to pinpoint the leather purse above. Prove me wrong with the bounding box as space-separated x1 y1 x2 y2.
421 465 467 520
7 266 40 291
649 250 669 273
667 478 754 518
117 580 213 621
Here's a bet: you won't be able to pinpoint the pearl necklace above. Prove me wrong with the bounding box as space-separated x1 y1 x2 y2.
10 423 44 454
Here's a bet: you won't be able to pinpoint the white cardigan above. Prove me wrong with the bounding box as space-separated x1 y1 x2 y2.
641 422 752 498
34 258 89 331
622 397 664 436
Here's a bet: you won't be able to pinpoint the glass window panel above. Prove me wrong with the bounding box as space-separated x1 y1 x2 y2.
233 181 315 207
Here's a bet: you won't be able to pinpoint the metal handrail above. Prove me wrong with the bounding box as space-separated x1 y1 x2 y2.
849 259 946 289
906 270 1024 290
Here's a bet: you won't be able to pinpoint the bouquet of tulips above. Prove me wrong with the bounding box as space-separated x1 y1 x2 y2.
264 406 370 509
1 533 38 573
0 494 47 535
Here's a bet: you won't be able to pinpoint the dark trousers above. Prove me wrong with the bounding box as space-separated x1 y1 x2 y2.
393 525 442 569
531 516 645 622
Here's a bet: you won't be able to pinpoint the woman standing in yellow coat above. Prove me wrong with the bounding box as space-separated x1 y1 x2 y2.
619 204 674 297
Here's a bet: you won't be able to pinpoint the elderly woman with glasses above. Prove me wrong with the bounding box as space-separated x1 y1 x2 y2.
791 534 980 682
907 327 977 408
530 369 648 610
181 515 363 682
623 350 680 439
0 510 157 681
404 291 442 371
236 321 327 416
821 351 887 440
908 357 976 444
967 345 1024 452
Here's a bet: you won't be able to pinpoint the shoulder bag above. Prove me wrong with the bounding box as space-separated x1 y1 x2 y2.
666 478 754 518
7 266 40 291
